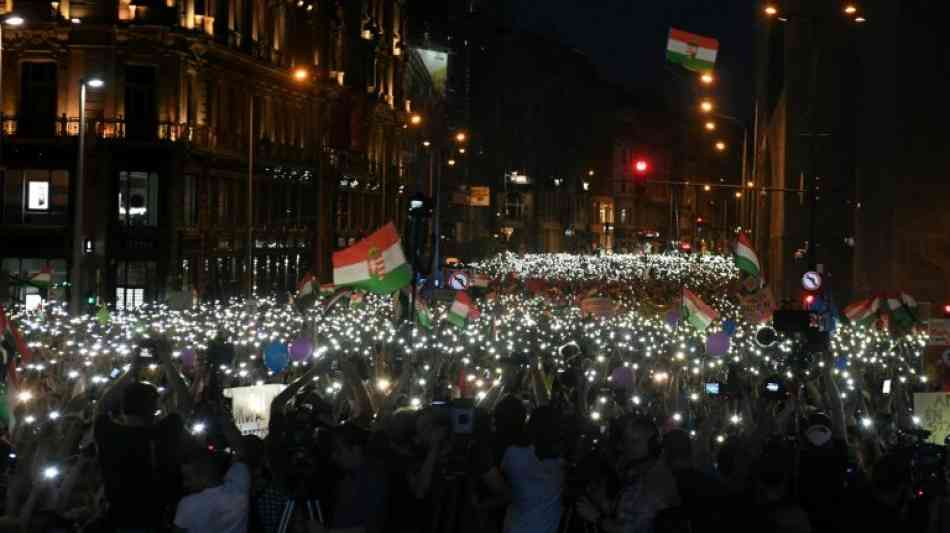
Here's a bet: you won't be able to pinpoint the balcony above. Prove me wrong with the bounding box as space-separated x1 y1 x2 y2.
0 116 313 164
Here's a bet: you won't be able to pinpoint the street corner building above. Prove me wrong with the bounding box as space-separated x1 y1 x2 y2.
0 0 443 309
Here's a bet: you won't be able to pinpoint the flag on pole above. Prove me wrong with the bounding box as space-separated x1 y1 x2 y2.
416 298 433 329
319 283 336 296
294 273 319 312
349 290 365 308
682 288 719 332
29 264 52 289
0 306 32 428
447 291 478 328
332 223 412 294
886 293 918 330
666 28 719 72
843 297 880 326
733 233 761 277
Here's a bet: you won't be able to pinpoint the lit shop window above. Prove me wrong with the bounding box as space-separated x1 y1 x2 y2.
27 180 50 210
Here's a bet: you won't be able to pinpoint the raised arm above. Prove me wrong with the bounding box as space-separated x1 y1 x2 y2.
155 337 193 416
822 353 847 442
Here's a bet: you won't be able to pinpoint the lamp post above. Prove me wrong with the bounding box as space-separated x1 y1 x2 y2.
0 15 24 160
70 77 104 315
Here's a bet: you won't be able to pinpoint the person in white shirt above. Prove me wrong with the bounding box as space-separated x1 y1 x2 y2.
174 450 251 533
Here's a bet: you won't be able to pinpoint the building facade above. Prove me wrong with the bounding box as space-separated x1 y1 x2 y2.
1 0 426 308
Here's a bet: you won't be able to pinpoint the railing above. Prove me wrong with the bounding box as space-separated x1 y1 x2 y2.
0 115 316 164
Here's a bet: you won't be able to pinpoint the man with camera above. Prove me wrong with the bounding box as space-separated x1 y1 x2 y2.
94 336 193 532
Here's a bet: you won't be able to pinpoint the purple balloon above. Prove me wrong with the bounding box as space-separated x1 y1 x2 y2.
290 338 313 361
705 332 731 356
610 366 635 389
180 347 196 368
665 310 680 327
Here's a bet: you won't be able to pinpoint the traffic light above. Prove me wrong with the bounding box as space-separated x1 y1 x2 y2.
633 159 649 180
943 303 950 318
695 217 705 234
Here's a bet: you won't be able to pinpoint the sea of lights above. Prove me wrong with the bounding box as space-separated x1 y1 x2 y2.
5 273 926 431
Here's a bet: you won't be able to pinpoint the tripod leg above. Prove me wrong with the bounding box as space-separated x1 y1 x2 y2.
277 500 295 533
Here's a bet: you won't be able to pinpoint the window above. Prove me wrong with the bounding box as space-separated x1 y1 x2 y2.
505 192 525 219
115 260 156 309
619 208 628 225
125 65 157 140
182 174 197 226
118 171 159 226
19 62 57 137
1 170 70 224
27 181 49 210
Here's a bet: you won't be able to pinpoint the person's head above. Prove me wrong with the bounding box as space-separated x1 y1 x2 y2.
614 414 659 464
662 429 692 471
331 423 370 471
494 395 528 445
120 382 159 423
181 449 226 493
766 503 812 533
871 455 910 506
802 412 833 449
526 406 562 460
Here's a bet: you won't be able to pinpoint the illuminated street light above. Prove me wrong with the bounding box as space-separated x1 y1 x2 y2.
700 100 714 113
4 15 24 26
844 5 857 15
455 132 467 143
705 121 716 131
703 184 711 192
459 147 466 154
410 113 422 126
854 16 866 23
764 5 778 16
715 141 726 151
292 67 308 81
422 140 431 147
747 181 755 187
448 159 456 166
735 191 743 198
588 169 595 176
700 72 714 85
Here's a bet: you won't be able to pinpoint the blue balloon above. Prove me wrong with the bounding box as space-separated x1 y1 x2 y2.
264 341 289 373
723 319 738 336
835 356 848 370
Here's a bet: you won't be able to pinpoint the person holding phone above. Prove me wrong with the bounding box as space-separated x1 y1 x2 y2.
94 336 192 532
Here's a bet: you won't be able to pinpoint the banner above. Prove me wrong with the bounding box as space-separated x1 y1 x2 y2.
223 384 286 437
914 393 950 444
414 48 448 95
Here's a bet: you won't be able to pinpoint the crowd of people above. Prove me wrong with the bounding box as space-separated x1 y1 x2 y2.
0 332 946 533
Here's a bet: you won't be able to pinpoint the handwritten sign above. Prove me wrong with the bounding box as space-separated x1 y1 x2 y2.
914 392 950 444
223 384 286 437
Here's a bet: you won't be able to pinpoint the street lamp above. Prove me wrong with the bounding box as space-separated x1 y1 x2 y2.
448 159 456 167
0 15 25 150
455 132 467 143
700 100 714 113
700 72 714 85
703 184 712 192
843 5 857 15
764 4 778 16
422 140 431 147
70 77 105 314
705 121 716 131
410 113 422 126
292 67 308 81
715 141 727 151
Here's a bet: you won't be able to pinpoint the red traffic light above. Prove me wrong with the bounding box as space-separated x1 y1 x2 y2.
634 159 649 174
943 303 950 317
804 294 816 306
696 217 704 224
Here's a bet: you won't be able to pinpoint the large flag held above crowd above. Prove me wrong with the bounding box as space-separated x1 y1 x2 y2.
734 233 761 277
332 223 411 294
666 28 719 72
682 288 719 332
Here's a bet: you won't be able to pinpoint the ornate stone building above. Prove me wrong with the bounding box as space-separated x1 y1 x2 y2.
0 0 423 308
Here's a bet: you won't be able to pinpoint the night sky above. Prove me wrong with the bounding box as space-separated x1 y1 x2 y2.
505 0 757 119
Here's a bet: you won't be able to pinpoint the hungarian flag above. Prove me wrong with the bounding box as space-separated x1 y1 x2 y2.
666 28 719 72
349 290 365 308
682 288 719 332
319 283 336 296
29 264 52 289
886 293 918 330
295 273 319 311
843 297 880 326
0 306 32 427
416 298 434 330
447 291 478 328
733 233 761 277
332 223 411 294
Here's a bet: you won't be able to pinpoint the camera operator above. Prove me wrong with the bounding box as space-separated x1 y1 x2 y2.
94 335 191 532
